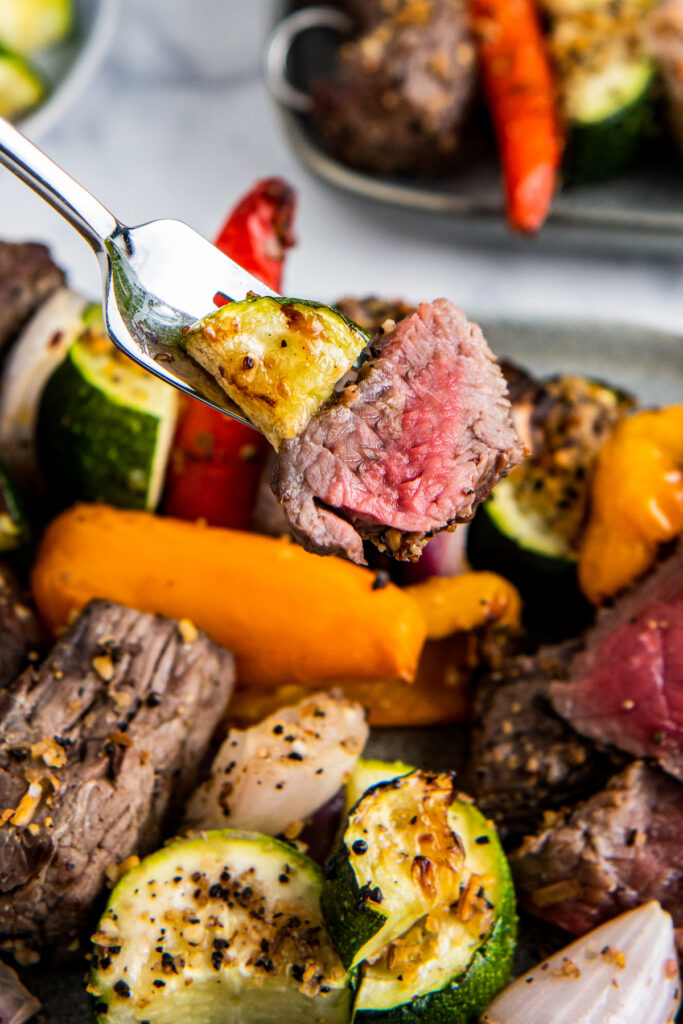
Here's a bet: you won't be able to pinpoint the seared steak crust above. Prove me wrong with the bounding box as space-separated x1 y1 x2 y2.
511 761 683 952
0 564 42 691
273 299 523 564
468 643 625 841
0 600 234 952
0 242 64 352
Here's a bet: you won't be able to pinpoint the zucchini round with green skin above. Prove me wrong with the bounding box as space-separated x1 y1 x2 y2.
562 57 655 184
0 0 73 55
322 772 466 970
344 759 414 816
0 46 44 119
0 459 29 551
353 798 516 1024
89 830 351 1024
37 313 178 511
184 296 369 450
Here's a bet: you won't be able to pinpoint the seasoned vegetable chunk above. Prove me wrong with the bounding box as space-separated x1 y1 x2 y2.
184 296 369 449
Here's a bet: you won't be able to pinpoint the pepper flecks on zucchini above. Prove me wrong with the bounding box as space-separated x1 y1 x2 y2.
467 373 633 639
322 771 465 969
184 296 369 450
548 4 655 183
37 313 178 511
89 830 351 1024
344 758 415 817
354 798 516 1024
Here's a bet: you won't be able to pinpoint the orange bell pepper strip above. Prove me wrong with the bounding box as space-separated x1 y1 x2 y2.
228 634 474 728
579 407 683 605
30 504 425 690
470 0 562 234
405 571 522 641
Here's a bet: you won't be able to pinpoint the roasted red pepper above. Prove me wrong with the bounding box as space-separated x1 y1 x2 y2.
470 0 562 234
164 178 297 528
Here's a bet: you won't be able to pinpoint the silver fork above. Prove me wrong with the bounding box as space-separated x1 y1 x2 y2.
0 117 278 424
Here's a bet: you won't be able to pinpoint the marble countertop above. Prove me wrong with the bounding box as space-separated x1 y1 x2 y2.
2 0 683 335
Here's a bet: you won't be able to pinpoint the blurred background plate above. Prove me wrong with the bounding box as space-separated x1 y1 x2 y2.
269 0 683 253
18 0 119 139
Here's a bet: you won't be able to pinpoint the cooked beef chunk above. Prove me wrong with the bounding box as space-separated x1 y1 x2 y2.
0 600 234 953
0 243 64 353
312 0 476 175
273 299 523 565
511 761 683 952
468 643 625 841
0 961 40 1024
0 564 42 691
334 296 416 335
551 544 683 779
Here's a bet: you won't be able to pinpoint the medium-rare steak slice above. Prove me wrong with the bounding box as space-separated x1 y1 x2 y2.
0 600 234 954
0 564 42 691
467 642 627 842
0 242 64 352
273 299 523 564
550 544 683 779
510 761 683 953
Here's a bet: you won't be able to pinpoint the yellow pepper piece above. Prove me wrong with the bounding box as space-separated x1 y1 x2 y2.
404 571 522 641
579 406 683 605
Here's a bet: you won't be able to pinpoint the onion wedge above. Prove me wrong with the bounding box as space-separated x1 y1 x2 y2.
185 691 368 836
481 901 680 1024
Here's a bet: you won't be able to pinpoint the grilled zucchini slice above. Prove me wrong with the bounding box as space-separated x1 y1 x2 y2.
0 47 44 119
184 296 369 449
0 0 72 55
322 771 465 969
354 798 516 1024
89 830 351 1024
37 309 178 511
344 759 415 816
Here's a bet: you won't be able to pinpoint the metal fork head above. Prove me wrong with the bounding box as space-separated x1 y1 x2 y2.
102 219 279 422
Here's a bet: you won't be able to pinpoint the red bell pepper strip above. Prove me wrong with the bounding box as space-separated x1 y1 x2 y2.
470 0 562 234
163 178 297 528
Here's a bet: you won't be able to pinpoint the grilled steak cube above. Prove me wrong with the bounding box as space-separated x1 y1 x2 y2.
0 600 234 953
550 543 683 779
0 242 64 353
0 563 42 691
312 0 476 175
468 643 626 842
511 760 683 954
273 299 523 565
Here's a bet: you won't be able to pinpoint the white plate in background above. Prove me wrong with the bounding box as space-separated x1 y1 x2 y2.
17 0 119 139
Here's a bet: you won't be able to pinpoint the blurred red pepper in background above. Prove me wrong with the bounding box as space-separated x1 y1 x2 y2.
164 178 297 527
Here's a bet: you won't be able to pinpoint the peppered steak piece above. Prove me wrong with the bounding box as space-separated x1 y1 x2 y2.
0 599 234 954
510 761 683 953
467 643 626 842
0 242 64 353
334 296 416 335
550 543 683 779
273 299 523 565
0 564 42 691
312 0 476 175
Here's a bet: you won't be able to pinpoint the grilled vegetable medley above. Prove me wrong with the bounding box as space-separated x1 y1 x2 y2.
0 177 682 1024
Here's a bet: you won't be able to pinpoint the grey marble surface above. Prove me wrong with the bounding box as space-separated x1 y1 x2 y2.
0 0 682 333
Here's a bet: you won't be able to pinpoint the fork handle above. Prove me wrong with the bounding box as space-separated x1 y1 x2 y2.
0 117 119 253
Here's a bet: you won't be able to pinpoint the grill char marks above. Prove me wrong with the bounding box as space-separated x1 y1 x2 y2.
273 299 523 565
